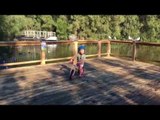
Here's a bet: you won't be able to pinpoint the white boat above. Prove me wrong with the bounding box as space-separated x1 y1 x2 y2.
46 36 58 41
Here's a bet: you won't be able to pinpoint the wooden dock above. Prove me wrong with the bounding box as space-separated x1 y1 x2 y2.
0 57 160 105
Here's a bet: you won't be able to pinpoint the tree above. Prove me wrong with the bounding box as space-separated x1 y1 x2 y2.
0 15 160 42
25 15 41 30
0 15 27 40
120 15 142 40
110 15 125 39
94 15 111 39
53 15 69 40
145 15 160 42
37 15 54 31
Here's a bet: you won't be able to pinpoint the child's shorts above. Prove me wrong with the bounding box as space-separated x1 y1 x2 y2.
77 63 84 68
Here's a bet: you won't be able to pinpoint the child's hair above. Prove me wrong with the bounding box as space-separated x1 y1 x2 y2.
78 45 85 52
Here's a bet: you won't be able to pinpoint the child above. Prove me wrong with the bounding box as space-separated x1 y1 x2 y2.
70 45 86 78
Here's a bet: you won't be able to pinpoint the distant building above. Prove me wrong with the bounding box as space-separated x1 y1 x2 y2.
16 30 56 41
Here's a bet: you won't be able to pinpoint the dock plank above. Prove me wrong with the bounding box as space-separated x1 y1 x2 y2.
0 57 160 105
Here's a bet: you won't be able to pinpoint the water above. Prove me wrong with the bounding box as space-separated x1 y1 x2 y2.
0 42 160 67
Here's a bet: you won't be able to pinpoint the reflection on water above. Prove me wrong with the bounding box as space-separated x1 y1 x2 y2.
0 43 99 63
47 44 57 53
111 43 133 58
0 45 41 64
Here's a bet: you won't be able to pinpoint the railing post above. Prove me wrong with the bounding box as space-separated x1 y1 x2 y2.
41 41 46 65
107 40 111 57
98 40 102 58
132 41 136 61
73 41 78 55
73 41 78 65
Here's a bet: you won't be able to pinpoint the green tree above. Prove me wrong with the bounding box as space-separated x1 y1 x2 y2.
0 15 160 42
120 15 142 40
37 15 54 31
145 15 160 42
25 15 41 30
53 15 69 40
0 15 27 40
110 15 125 39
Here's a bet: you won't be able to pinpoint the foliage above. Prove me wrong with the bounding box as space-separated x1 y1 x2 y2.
0 15 160 42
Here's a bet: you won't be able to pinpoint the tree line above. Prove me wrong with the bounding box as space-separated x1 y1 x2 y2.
0 15 159 42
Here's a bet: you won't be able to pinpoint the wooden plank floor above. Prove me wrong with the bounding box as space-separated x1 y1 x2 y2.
0 57 160 105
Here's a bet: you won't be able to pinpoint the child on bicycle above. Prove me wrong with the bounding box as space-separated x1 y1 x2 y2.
70 45 86 78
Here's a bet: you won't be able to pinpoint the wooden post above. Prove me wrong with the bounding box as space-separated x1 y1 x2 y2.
132 41 136 61
41 41 46 65
98 40 101 58
41 51 46 65
73 41 78 65
107 41 111 57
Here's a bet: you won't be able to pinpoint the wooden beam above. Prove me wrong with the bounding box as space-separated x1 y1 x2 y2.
38 55 100 62
41 41 46 65
101 40 110 43
41 51 46 65
46 41 73 44
137 42 160 46
86 54 98 57
73 41 78 65
98 40 101 58
107 41 111 57
78 40 98 44
132 41 137 61
110 40 160 46
45 57 72 62
110 40 133 44
0 60 41 66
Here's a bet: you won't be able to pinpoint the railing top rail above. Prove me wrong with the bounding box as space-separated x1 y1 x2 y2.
136 41 160 46
110 40 133 43
110 40 160 46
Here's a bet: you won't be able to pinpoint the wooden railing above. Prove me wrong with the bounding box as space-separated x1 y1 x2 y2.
0 40 110 67
1 40 160 67
110 40 160 61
